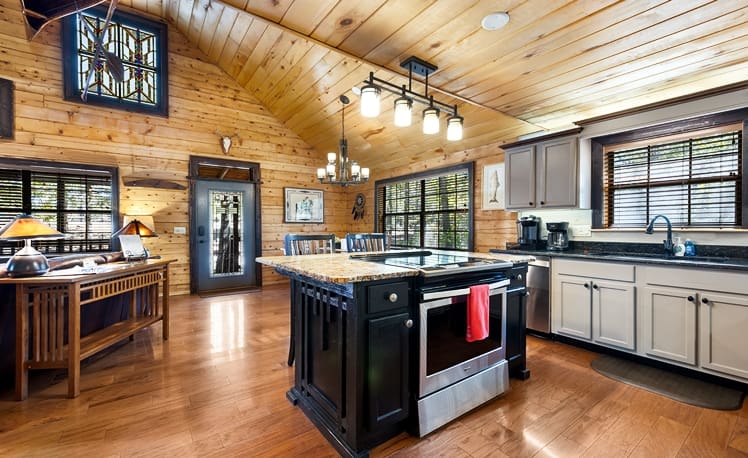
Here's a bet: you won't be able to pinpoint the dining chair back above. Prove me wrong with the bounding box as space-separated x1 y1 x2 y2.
284 233 335 256
345 232 388 252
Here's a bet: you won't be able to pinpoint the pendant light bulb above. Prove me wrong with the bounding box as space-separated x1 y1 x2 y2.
393 96 413 127
422 107 440 134
360 84 381 118
446 115 464 141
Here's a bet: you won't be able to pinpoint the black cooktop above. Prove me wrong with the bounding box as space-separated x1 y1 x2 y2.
350 250 512 276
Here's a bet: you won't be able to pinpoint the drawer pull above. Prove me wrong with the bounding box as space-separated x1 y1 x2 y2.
388 292 398 303
404 319 413 328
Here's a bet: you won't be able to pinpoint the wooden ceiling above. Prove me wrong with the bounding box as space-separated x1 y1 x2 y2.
31 1 748 168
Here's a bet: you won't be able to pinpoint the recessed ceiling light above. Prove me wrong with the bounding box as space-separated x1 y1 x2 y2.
481 12 509 31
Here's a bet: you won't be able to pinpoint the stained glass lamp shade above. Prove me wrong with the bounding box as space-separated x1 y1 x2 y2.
112 215 158 238
0 214 65 277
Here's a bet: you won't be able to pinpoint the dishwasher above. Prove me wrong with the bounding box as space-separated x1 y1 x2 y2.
526 255 550 335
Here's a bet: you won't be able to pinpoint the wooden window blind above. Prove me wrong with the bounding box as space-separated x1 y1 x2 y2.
376 164 473 250
603 126 742 228
0 164 116 255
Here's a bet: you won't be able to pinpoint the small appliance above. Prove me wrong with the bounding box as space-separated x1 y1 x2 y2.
517 215 540 249
546 222 569 251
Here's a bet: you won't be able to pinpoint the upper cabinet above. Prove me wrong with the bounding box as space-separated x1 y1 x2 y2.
503 128 582 210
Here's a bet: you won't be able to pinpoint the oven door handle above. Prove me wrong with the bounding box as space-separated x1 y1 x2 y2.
421 278 510 302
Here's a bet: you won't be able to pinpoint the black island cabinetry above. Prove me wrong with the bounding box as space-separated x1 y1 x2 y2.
286 274 414 457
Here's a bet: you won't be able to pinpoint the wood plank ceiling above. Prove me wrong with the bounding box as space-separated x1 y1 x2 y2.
34 1 748 169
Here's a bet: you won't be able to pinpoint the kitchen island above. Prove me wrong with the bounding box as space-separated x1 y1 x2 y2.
257 250 531 458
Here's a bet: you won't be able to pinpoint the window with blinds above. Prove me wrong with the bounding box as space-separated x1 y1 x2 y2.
0 163 117 256
376 164 473 250
603 126 742 228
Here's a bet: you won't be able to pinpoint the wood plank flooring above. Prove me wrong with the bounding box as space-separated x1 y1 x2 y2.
0 284 746 457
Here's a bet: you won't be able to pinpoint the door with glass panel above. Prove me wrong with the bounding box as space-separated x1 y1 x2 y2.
190 156 260 294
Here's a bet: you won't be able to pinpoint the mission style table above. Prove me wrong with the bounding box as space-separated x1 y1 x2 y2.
0 258 174 400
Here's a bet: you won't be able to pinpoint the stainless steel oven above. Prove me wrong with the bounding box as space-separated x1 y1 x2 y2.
418 277 509 397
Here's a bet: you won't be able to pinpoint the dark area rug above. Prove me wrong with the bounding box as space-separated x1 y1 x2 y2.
591 355 745 411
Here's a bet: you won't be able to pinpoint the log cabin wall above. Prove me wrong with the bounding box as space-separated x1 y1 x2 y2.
0 2 349 293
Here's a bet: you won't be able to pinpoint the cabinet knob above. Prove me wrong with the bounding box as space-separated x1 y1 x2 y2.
540 201 545 205
388 293 398 303
529 202 533 206
525 291 530 297
584 283 589 289
687 296 694 302
701 297 709 304
516 274 523 281
592 284 598 290
404 319 413 328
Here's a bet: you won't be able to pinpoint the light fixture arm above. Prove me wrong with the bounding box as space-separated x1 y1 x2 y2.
363 72 458 117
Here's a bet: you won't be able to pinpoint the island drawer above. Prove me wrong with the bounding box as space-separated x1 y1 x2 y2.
368 281 410 314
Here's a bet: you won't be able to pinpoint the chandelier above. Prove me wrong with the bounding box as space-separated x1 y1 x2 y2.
316 95 370 187
357 56 463 141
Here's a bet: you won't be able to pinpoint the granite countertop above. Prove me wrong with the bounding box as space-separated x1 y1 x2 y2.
257 250 534 284
492 244 748 271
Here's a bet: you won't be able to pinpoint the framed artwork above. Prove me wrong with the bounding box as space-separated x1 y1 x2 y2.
482 163 505 210
284 188 324 223
0 78 13 139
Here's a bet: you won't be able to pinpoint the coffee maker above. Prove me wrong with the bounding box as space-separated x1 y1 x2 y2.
546 222 569 251
517 215 540 249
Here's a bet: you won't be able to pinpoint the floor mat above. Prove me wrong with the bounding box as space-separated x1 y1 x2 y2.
591 355 745 411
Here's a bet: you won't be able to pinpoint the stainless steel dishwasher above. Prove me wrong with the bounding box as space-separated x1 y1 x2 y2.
526 255 550 334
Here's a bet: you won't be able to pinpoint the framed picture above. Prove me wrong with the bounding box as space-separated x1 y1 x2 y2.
0 78 13 139
284 187 324 223
482 163 505 210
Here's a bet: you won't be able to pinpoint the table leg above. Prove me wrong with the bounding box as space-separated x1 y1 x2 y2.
68 284 81 398
15 285 28 401
162 265 169 340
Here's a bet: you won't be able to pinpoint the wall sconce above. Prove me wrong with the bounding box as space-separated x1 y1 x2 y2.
357 56 464 141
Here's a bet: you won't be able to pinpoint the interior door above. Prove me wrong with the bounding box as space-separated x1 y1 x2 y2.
194 179 257 293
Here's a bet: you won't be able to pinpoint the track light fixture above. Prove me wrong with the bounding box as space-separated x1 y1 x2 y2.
358 56 464 141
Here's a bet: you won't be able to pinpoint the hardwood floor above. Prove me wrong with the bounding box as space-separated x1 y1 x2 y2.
0 284 746 457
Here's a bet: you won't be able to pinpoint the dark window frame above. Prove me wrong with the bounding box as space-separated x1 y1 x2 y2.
591 108 748 229
61 5 169 117
374 162 474 251
0 158 119 255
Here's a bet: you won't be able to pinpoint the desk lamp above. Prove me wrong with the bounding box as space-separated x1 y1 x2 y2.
0 214 65 277
112 215 158 260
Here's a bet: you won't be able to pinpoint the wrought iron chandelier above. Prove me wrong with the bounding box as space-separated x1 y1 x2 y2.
357 56 463 141
316 95 370 187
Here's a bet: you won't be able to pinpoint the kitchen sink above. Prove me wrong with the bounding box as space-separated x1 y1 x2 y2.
594 252 735 264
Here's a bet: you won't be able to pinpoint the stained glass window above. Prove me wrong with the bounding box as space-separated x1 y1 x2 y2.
62 6 168 116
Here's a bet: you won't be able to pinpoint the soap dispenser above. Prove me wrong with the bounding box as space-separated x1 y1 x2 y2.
684 239 696 256
673 237 685 256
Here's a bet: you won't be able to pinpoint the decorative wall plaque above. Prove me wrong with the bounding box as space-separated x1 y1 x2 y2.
0 78 13 139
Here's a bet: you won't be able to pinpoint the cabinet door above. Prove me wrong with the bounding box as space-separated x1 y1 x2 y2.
367 312 410 429
505 145 536 209
592 280 636 350
640 286 697 365
699 292 748 379
537 137 577 208
553 274 592 339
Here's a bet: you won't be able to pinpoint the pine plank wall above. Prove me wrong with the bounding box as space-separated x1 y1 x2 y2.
0 1 518 295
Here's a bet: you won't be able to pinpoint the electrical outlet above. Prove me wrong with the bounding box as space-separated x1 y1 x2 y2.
173 226 186 235
571 225 591 237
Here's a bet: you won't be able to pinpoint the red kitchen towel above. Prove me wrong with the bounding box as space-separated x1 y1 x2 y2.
466 284 490 342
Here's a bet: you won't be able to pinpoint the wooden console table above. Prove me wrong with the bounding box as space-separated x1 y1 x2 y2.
0 259 174 400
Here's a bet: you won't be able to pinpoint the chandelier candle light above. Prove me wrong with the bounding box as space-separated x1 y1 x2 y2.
317 95 370 187
358 56 464 141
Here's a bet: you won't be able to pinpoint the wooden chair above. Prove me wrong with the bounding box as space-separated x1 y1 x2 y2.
283 233 335 366
284 233 335 255
345 233 388 252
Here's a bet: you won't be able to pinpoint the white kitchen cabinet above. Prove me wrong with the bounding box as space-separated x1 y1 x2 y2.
640 265 748 381
552 259 636 351
504 130 580 210
639 286 697 365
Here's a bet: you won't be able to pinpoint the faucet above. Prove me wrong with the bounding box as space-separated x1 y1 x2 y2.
645 214 673 256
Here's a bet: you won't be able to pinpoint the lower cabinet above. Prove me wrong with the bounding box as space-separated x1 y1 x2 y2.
552 259 636 351
291 276 413 457
640 275 748 379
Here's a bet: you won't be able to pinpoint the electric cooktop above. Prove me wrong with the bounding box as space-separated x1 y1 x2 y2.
350 250 512 276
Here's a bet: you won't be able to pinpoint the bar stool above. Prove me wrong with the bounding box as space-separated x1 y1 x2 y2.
283 233 335 366
345 233 387 252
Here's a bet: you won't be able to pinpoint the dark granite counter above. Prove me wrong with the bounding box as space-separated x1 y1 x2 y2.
491 241 748 271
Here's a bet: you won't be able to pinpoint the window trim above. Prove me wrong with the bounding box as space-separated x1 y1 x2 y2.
61 5 169 117
0 158 119 254
374 162 474 251
591 108 748 229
